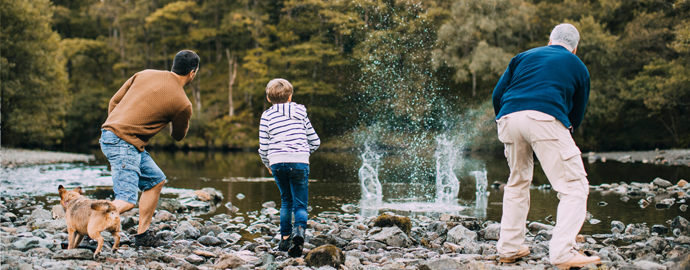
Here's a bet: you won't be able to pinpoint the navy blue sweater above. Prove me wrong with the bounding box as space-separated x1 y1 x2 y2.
492 45 590 129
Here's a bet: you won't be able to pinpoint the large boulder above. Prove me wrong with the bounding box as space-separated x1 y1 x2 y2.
372 213 411 235
214 253 245 269
305 245 345 268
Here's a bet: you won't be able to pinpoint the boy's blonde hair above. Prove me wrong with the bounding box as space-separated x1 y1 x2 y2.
266 78 293 103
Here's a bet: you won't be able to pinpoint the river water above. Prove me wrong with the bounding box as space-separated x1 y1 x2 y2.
2 149 688 236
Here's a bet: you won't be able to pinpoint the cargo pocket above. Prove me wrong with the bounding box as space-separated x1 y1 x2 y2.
496 117 513 144
526 112 559 141
560 147 589 194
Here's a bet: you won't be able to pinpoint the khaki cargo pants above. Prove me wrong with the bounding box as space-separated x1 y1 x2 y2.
495 110 589 264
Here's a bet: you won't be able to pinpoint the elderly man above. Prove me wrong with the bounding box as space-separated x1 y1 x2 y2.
492 24 601 269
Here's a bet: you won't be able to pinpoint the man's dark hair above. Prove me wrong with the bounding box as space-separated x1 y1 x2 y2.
172 50 199 76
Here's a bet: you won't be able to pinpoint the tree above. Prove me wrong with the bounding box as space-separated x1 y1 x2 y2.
433 0 536 97
1 0 70 147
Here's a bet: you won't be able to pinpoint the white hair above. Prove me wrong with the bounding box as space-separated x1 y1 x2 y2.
549 24 580 51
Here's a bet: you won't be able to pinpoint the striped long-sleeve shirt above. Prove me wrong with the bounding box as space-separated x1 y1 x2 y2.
258 102 320 168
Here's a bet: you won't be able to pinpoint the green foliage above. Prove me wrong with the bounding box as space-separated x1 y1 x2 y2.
5 0 690 151
1 0 69 147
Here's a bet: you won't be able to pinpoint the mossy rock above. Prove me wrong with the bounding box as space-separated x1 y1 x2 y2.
373 213 411 235
305 244 345 268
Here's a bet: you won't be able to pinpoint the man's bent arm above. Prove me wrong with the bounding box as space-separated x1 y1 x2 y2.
492 58 515 116
170 105 192 141
568 76 590 129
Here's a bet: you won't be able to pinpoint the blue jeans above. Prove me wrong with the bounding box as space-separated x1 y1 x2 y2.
271 163 309 237
100 129 166 205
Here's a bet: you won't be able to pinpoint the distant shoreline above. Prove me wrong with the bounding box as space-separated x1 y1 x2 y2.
582 149 690 166
1 148 95 167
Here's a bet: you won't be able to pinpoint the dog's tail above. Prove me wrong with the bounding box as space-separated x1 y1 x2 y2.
91 201 117 212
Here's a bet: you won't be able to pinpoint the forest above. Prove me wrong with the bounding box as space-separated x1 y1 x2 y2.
2 0 689 152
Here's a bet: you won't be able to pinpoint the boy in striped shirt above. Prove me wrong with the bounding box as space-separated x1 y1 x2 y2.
258 78 320 257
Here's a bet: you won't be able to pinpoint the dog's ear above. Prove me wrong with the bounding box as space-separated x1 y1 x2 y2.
58 185 66 198
74 187 83 194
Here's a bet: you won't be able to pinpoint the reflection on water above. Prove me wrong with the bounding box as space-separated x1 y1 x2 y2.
6 149 687 237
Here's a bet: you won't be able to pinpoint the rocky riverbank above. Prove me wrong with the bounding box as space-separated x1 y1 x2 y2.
1 179 689 270
583 149 690 166
1 149 95 167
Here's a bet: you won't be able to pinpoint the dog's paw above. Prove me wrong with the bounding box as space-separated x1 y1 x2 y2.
93 252 100 260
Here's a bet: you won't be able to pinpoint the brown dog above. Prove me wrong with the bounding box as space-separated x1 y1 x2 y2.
58 185 121 258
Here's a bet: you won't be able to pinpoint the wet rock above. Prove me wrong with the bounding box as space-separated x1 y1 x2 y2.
671 216 690 236
652 177 673 188
478 223 500 240
53 248 92 260
372 213 411 235
443 242 462 253
646 237 668 254
310 234 348 248
678 179 688 188
185 254 205 265
427 221 449 236
236 193 246 200
446 224 477 246
369 227 412 248
121 216 137 231
28 208 52 223
154 210 175 222
651 224 669 235
262 201 276 208
655 198 675 209
218 232 242 245
157 198 186 213
528 222 554 233
200 224 223 236
611 221 625 234
305 245 344 268
639 199 650 208
10 237 40 251
625 223 650 236
176 221 201 239
681 205 688 212
198 235 222 246
535 229 553 241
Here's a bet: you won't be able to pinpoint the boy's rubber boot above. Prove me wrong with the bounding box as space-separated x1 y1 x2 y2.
288 226 305 257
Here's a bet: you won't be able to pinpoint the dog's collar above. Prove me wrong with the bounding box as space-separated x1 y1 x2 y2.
62 200 69 208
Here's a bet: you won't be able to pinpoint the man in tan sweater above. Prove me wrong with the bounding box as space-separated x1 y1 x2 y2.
100 50 197 247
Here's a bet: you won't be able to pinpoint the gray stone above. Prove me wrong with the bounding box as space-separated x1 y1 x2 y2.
479 223 500 240
120 216 136 231
422 257 465 270
185 254 205 265
368 227 412 248
528 222 554 233
646 237 668 253
671 216 690 236
198 235 222 246
28 208 52 223
218 232 242 245
17 264 32 270
214 253 245 269
427 221 449 236
53 248 92 260
51 205 65 220
176 221 201 239
10 237 41 251
652 177 673 188
625 223 650 236
633 260 667 270
651 224 669 235
148 261 165 270
365 240 387 251
446 225 477 244
611 220 625 234
344 256 363 270
154 210 175 222
200 224 223 236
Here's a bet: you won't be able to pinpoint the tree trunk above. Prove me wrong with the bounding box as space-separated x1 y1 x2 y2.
472 71 476 97
119 26 126 78
226 48 237 117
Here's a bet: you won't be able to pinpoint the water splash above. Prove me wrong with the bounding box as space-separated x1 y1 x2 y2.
435 135 460 204
359 144 383 202
471 169 488 196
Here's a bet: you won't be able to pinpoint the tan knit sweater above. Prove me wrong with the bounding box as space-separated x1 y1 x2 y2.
102 70 193 151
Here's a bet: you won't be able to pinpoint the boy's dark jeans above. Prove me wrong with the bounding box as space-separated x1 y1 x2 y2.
271 163 309 237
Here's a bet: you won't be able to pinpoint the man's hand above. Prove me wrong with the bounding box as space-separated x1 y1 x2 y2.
268 167 273 175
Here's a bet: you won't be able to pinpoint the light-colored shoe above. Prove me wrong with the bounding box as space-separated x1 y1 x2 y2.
499 245 530 263
554 252 602 269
